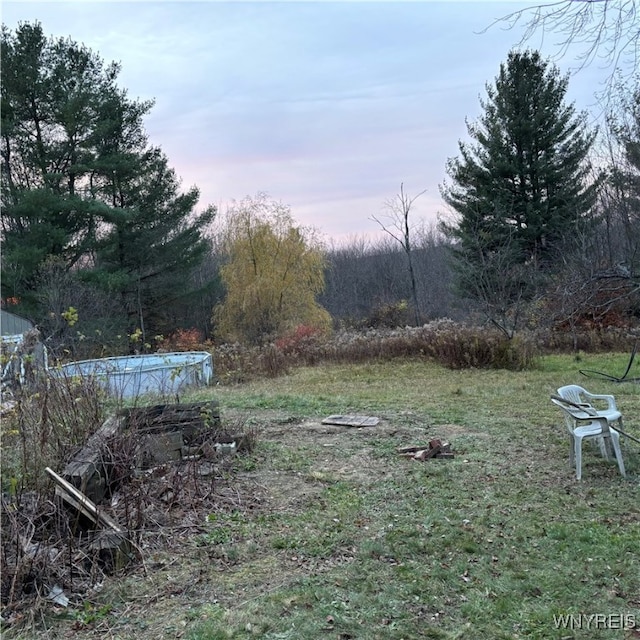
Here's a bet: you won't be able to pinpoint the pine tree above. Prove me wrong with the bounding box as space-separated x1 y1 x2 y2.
87 148 214 344
1 22 130 307
1 23 214 345
440 50 599 331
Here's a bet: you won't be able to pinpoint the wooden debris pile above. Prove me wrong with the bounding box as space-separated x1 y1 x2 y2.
52 401 229 560
398 438 454 461
61 401 223 503
1 400 256 627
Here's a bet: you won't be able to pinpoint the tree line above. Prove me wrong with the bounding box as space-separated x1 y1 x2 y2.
2 22 638 360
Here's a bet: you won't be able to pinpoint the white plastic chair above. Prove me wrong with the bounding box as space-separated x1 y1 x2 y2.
551 396 626 480
556 384 624 458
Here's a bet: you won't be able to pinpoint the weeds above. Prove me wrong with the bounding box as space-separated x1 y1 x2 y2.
1 373 106 495
211 321 639 383
0 377 260 636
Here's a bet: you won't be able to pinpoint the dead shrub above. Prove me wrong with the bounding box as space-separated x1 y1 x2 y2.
211 321 541 378
158 327 210 352
275 325 328 366
537 327 639 354
213 343 289 383
362 300 415 329
0 490 108 629
2 373 106 496
423 323 537 370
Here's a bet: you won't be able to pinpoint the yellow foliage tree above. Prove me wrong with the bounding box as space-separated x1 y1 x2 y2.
213 195 332 344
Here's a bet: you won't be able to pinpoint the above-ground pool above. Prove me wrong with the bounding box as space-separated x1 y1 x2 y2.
54 351 214 399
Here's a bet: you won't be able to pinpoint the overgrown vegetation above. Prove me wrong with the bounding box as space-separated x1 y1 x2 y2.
0 379 259 631
209 321 639 384
1 374 106 495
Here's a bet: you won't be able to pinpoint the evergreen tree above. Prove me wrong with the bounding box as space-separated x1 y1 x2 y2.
87 148 214 345
1 22 130 308
440 50 599 330
1 22 215 345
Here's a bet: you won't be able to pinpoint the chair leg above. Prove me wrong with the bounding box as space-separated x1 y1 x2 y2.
596 436 609 459
610 433 626 478
574 437 583 481
569 436 575 466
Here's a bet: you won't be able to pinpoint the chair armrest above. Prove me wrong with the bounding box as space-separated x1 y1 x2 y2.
582 391 618 411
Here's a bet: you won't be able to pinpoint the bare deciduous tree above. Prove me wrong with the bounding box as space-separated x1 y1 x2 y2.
447 227 545 339
371 184 426 326
546 257 640 348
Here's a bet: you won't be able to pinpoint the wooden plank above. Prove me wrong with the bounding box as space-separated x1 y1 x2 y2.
62 415 126 502
398 440 453 460
121 400 221 434
321 414 379 427
46 467 123 533
122 401 220 424
397 445 425 454
141 430 184 466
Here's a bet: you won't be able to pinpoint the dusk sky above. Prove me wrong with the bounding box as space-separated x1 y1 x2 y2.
1 1 623 244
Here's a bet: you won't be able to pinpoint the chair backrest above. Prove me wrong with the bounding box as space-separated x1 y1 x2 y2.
551 398 582 435
557 384 619 417
557 384 588 405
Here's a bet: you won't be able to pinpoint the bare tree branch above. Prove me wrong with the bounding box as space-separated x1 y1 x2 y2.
487 1 638 86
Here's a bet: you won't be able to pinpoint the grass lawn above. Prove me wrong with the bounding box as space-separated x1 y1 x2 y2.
7 352 639 640
181 353 639 640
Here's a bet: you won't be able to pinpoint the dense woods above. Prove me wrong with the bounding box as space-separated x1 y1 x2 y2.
1 22 639 360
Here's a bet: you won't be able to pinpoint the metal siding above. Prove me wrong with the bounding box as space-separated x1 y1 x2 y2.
0 310 34 336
